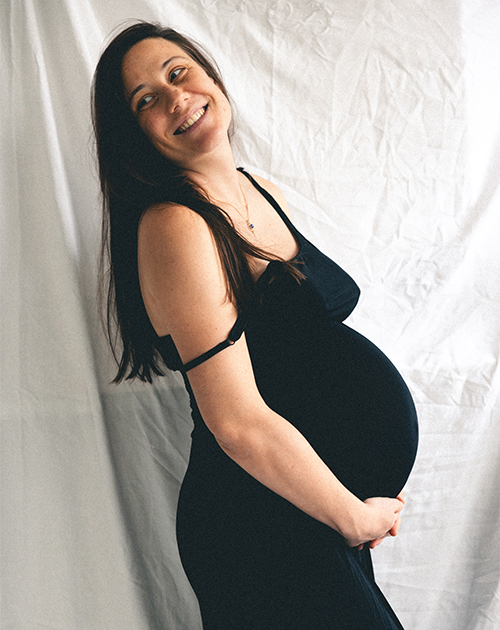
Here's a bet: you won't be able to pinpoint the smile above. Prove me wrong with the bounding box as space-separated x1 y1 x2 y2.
175 106 207 135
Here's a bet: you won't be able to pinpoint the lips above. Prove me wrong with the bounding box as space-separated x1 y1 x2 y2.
174 105 207 135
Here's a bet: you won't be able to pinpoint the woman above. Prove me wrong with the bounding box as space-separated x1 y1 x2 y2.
92 22 418 630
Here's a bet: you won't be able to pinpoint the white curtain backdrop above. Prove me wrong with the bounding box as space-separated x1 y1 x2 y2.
2 1 499 628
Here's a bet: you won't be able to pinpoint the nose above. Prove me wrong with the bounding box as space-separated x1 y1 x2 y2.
165 84 189 114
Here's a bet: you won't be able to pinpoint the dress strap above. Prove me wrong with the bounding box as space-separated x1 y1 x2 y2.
237 167 298 234
181 314 247 372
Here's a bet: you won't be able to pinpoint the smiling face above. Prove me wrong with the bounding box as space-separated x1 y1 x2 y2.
121 37 232 170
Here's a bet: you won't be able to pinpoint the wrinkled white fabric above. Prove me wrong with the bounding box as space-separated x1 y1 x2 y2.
1 0 499 628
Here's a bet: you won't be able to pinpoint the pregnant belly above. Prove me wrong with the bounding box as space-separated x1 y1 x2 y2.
249 320 419 501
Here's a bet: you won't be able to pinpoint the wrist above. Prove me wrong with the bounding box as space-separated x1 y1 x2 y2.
335 496 369 545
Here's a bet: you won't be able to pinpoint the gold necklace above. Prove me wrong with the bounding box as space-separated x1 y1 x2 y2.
237 180 256 236
212 180 256 237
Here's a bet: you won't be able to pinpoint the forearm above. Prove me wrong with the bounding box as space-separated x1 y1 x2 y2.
184 338 401 546
215 410 389 546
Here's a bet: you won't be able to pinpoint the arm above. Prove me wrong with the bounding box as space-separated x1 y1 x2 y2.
138 204 403 547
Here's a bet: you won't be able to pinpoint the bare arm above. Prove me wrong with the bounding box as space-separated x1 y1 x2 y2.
138 203 403 547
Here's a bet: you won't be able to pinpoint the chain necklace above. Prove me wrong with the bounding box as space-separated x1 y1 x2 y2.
212 180 256 237
237 180 255 236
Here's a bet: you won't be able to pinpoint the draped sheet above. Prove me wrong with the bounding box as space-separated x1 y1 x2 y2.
1 1 499 628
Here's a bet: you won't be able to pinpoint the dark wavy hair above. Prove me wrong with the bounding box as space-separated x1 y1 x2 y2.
92 22 300 383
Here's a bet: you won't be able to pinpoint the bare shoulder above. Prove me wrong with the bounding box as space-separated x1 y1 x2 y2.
137 203 232 342
139 202 212 252
248 173 292 219
138 202 222 284
138 201 223 289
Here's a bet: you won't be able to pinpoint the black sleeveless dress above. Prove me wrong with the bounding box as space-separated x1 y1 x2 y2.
155 170 418 630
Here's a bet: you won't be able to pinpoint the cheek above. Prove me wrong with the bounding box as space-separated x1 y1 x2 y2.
216 93 232 125
224 93 233 117
140 115 165 145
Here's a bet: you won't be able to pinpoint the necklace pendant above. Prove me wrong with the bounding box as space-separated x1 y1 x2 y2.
247 220 256 234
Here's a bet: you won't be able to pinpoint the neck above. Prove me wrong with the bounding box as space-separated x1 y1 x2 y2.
181 142 243 203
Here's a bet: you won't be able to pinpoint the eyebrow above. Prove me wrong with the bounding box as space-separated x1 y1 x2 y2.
127 55 187 104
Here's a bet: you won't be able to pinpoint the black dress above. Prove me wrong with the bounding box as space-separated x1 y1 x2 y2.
155 170 418 630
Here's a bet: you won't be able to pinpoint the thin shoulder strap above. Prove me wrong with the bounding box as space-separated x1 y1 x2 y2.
237 167 298 234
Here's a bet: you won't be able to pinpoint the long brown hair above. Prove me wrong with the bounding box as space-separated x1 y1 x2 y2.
92 22 300 383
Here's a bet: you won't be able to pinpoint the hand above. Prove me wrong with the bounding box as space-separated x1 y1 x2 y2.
358 493 405 550
346 492 405 549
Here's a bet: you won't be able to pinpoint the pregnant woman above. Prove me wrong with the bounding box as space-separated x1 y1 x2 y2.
93 21 418 630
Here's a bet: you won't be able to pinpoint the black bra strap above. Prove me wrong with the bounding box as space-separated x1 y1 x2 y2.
181 314 247 372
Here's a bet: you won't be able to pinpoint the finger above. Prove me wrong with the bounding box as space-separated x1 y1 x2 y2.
394 498 405 513
396 492 405 505
369 537 385 549
393 503 404 516
390 514 402 537
390 520 400 537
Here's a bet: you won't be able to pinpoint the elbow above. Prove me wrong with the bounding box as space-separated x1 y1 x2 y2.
212 422 253 458
205 410 269 460
198 393 280 460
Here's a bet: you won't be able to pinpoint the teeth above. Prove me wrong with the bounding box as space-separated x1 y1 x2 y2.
177 107 206 134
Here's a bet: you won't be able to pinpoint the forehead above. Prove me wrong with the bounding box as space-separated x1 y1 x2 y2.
121 38 192 93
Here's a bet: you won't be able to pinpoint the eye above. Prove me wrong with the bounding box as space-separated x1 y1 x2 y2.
170 67 185 82
136 94 155 112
